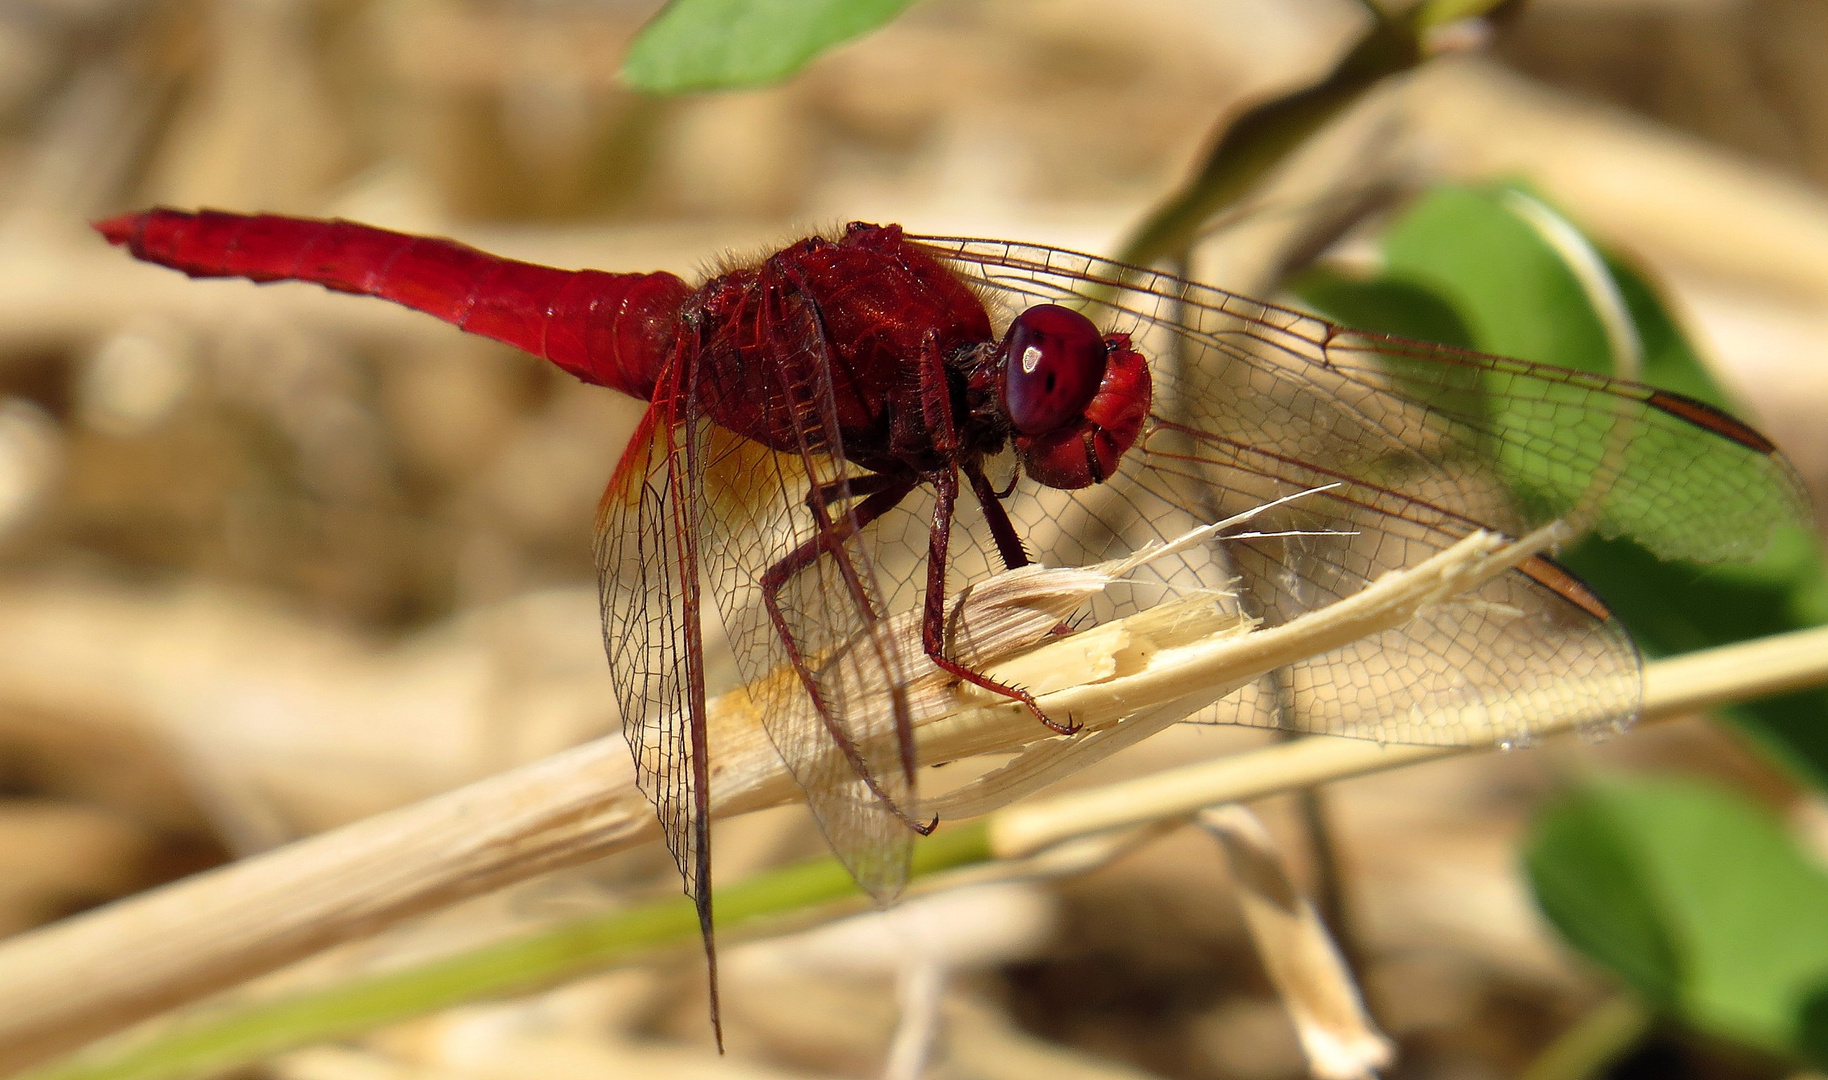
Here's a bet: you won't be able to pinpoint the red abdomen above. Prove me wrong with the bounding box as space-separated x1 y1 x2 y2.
95 208 691 401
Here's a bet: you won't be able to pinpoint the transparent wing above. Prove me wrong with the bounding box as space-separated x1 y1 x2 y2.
917 235 1806 561
594 395 716 952
889 234 1808 743
1137 431 1640 742
688 278 920 901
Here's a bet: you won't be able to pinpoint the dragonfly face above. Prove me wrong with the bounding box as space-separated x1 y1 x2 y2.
991 303 1153 490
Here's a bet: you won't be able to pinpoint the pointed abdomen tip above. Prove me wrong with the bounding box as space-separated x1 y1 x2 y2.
93 212 143 247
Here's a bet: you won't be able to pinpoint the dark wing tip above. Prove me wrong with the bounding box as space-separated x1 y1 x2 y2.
1517 554 1615 623
1648 389 1780 456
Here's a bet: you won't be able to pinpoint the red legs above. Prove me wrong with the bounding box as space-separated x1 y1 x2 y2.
913 340 1075 736
966 462 1080 639
807 471 905 515
759 477 936 834
965 461 1029 571
798 472 907 622
758 325 1078 842
923 469 1077 735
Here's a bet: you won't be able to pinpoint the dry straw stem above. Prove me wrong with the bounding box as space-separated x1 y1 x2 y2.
1199 804 1392 1080
989 617 1828 861
0 523 1820 1073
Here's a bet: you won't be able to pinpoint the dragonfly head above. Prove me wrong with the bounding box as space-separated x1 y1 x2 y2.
996 305 1150 490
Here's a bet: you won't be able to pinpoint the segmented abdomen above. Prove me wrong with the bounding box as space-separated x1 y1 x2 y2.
95 208 690 401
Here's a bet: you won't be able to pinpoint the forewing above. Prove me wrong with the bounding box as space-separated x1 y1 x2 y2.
595 396 714 934
897 235 1803 743
1140 432 1640 742
916 236 1806 561
688 280 919 901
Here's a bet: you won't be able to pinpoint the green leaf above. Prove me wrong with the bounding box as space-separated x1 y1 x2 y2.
1799 979 1828 1068
622 0 918 93
1525 788 1682 1008
1525 778 1828 1057
1380 185 1613 373
1287 268 1475 350
1558 531 1828 788
1295 183 1828 788
1377 186 1648 533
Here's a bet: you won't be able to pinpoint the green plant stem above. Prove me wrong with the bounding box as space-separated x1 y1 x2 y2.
22 824 994 1080
1518 997 1653 1080
1118 0 1518 267
1117 12 1421 266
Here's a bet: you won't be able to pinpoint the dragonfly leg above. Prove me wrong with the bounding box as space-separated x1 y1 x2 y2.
924 469 1077 736
803 470 905 518
759 477 936 832
965 461 1029 571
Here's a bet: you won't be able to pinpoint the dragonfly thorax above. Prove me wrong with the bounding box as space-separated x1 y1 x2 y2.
684 224 1151 492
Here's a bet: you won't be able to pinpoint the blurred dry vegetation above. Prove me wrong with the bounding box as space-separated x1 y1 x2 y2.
2 0 1828 1078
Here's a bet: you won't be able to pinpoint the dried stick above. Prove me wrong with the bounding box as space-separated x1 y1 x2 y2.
26 619 1828 1080
0 528 1801 1073
988 619 1828 857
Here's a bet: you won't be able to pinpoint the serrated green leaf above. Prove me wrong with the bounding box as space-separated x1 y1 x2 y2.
622 0 918 93
1526 778 1828 1057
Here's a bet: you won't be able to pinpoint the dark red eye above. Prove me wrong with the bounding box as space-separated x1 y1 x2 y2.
1000 304 1108 435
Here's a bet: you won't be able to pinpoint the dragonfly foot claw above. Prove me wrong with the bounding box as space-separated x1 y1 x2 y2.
1032 702 1079 736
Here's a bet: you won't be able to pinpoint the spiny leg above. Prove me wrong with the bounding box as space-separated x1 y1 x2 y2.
922 469 1077 735
965 460 1029 571
795 472 911 623
758 477 934 832
966 461 1086 641
805 471 905 517
908 327 1068 734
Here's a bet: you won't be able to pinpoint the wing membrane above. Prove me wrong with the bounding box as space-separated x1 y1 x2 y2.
689 279 920 900
898 234 1805 743
915 237 1806 562
595 390 720 1033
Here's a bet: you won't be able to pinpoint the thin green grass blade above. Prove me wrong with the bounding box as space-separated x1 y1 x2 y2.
22 823 994 1080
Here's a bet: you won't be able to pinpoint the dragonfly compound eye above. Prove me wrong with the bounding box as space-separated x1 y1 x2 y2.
1012 330 1151 491
1000 304 1109 435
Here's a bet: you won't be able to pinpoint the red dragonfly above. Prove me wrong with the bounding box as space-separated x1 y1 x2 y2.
98 209 1804 1037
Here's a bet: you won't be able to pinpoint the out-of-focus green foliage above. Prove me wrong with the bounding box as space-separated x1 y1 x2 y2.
1525 778 1828 1061
1297 184 1828 1070
18 826 998 1080
622 0 919 93
1292 184 1828 789
1117 0 1515 266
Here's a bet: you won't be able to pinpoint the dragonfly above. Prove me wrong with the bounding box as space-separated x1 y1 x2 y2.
98 209 1807 1042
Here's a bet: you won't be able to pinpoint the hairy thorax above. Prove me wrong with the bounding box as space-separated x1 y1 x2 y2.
683 224 1006 478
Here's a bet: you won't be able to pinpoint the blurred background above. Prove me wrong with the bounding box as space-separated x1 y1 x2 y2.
2 0 1828 1077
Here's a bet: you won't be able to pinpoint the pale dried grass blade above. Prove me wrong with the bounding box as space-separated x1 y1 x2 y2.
0 517 1598 1072
1198 805 1393 1080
